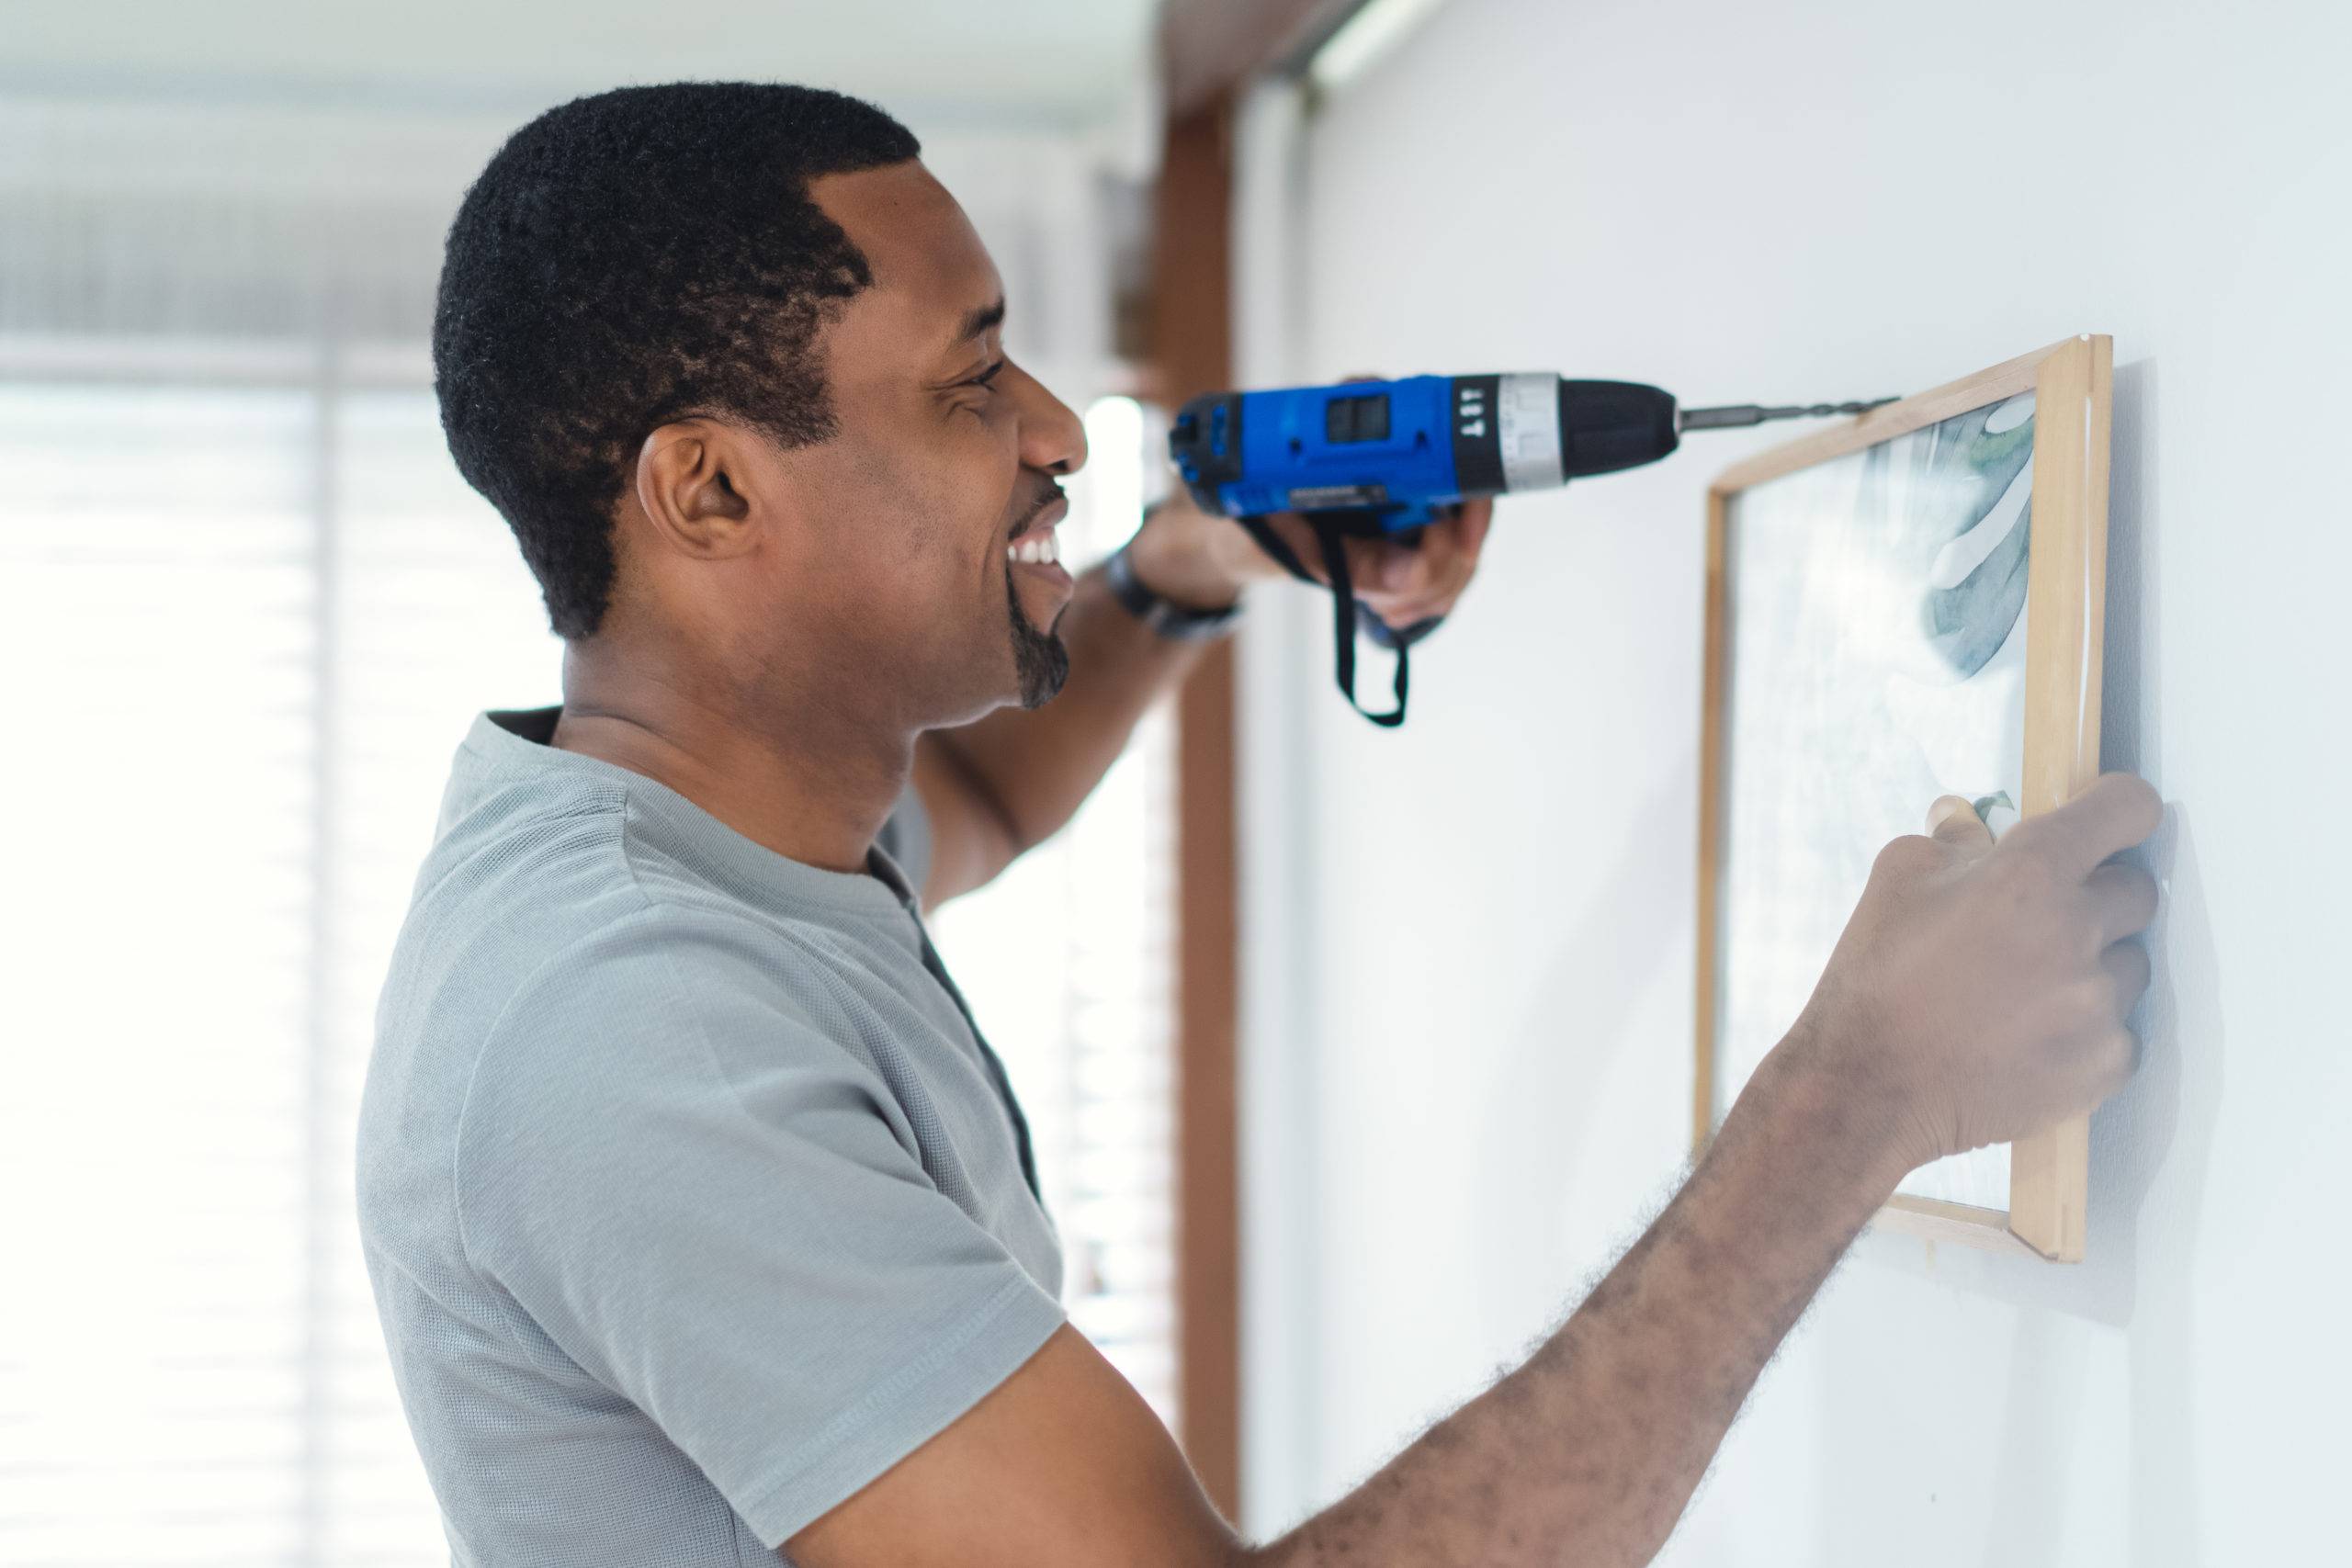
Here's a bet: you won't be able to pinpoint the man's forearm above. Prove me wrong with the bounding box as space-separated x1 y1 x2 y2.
1258 1033 1905 1568
927 524 1235 858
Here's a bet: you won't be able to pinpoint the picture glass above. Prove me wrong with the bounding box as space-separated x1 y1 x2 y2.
1710 392 2038 1209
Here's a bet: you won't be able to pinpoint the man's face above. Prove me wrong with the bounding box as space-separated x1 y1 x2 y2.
739 160 1086 728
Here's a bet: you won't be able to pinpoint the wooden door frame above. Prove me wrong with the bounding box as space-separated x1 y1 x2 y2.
1150 0 1365 1522
1151 92 1243 1520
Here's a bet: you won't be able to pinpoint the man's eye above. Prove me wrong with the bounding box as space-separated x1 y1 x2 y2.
965 360 1008 389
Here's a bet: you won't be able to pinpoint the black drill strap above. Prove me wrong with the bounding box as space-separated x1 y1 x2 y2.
1235 513 1410 728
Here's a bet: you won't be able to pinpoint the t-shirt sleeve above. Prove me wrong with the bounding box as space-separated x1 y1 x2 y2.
873 773 933 898
453 907 1064 1549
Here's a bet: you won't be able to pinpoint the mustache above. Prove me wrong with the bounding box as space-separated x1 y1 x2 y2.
1007 478 1066 539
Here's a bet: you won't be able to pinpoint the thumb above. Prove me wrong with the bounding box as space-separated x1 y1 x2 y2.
1926 795 1995 852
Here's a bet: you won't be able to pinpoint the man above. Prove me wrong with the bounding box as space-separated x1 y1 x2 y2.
358 82 2159 1567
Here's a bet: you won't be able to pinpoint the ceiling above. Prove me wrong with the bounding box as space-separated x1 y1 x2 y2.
0 0 1160 130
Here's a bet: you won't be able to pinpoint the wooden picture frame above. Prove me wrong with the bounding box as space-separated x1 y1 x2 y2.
1693 333 2114 1262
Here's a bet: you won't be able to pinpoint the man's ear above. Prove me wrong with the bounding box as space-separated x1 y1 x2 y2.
632 418 764 559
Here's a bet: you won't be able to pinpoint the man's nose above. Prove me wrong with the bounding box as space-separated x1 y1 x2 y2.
1017 367 1087 477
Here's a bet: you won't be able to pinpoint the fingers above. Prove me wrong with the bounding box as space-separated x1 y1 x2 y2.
1245 513 1333 584
2085 861 2160 945
1246 513 1412 593
1345 532 1428 596
1351 503 1489 624
1247 496 1496 626
2017 773 2164 880
2101 939 2154 1016
1454 496 1496 558
1926 795 1994 852
2060 939 2151 1100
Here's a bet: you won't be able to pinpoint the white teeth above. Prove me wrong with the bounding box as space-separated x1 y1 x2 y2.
1008 531 1059 566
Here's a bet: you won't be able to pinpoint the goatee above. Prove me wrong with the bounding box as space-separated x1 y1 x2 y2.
1008 560 1070 708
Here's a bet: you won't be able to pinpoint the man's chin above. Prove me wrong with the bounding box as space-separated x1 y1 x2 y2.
1002 564 1069 708
1013 628 1069 709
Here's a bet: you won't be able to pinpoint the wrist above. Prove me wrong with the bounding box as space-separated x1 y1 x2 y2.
1104 537 1243 641
1736 1024 1920 1201
1121 499 1254 612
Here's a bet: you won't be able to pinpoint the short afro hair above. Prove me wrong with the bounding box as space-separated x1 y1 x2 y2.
433 82 921 638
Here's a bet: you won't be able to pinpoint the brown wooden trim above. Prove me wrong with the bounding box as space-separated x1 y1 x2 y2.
1152 94 1242 1520
1148 1 1395 1508
1174 640 1241 1517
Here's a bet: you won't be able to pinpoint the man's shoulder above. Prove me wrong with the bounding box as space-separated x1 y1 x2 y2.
373 810 847 1130
357 839 857 1265
381 711 858 1047
375 743 642 1062
364 729 807 1194
358 754 640 1218
360 710 931 1215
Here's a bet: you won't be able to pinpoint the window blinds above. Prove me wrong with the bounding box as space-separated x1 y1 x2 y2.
0 373 520 1565
0 360 1178 1562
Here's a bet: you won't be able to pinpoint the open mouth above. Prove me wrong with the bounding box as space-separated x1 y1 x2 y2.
1008 529 1063 567
1006 492 1069 572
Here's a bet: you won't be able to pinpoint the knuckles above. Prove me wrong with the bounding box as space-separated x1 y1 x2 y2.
2098 863 2162 938
1989 840 2062 895
1870 834 1946 885
2094 1026 2143 1097
2104 940 2154 1003
2062 976 2117 1032
1978 843 2067 923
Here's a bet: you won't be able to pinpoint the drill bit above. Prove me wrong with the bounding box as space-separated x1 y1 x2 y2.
1678 397 1899 432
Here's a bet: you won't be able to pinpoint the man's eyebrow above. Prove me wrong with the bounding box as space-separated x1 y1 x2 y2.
947 298 1006 353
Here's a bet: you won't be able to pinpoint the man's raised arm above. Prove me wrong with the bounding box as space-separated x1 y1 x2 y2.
795 775 2162 1566
913 492 1491 909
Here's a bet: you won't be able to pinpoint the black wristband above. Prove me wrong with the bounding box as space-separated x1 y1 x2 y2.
1103 540 1244 641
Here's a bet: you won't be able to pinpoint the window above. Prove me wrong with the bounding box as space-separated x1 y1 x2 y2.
0 353 551 1563
0 354 1175 1561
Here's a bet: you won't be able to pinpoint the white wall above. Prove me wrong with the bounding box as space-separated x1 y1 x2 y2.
1232 2 2352 1561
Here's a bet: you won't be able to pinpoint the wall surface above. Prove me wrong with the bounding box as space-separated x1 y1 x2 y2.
1231 2 2351 1561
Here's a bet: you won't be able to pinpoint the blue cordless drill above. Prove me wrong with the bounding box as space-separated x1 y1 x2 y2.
1168 374 1891 725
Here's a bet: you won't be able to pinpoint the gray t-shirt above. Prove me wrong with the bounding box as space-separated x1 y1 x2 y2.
357 707 1064 1565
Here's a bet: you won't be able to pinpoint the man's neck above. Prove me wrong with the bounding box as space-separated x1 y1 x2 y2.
548 637 913 877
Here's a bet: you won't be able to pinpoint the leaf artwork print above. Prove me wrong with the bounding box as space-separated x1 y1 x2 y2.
1712 393 2036 1210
